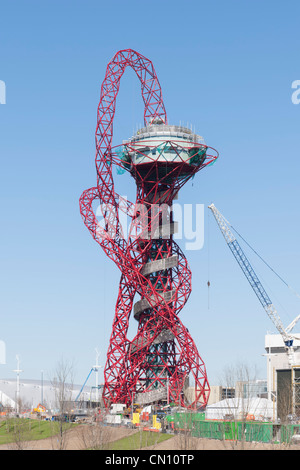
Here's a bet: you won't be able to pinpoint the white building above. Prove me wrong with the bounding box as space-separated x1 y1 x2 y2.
205 397 275 421
0 378 98 413
265 334 300 418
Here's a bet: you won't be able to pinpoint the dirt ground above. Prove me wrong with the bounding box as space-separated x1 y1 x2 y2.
0 424 298 450
0 424 135 450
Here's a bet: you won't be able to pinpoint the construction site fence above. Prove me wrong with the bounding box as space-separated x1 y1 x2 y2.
171 412 300 444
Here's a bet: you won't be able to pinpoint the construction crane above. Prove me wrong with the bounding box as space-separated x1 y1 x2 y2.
208 203 300 366
75 349 103 403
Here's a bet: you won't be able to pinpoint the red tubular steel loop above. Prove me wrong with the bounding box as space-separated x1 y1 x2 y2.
79 49 213 408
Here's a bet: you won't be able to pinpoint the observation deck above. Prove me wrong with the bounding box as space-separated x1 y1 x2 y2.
121 123 207 170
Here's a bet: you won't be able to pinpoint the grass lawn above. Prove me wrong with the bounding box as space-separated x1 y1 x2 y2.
0 418 75 445
110 430 172 450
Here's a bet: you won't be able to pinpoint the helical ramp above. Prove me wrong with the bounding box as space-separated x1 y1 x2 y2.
79 49 218 409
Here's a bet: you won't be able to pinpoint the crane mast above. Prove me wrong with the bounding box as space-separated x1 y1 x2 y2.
208 203 296 362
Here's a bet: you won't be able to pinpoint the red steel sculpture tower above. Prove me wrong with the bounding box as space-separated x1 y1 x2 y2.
79 49 218 409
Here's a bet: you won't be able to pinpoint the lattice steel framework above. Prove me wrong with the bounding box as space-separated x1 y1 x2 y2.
79 49 218 408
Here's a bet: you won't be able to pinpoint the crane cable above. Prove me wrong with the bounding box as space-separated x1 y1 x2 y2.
230 224 300 301
207 208 211 309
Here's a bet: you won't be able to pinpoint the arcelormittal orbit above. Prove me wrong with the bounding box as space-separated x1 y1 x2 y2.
79 49 218 409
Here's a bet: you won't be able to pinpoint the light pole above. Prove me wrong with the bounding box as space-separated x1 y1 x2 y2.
41 370 44 405
13 355 23 414
93 348 103 404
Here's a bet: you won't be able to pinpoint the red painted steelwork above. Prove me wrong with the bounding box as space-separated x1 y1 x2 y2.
79 49 218 408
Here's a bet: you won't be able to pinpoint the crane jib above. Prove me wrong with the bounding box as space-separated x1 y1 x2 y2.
209 203 295 354
228 239 273 308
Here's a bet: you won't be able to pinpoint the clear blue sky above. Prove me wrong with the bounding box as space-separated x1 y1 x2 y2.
1 0 300 388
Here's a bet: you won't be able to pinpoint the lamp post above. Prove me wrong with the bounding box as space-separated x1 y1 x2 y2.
13 355 23 414
41 370 44 406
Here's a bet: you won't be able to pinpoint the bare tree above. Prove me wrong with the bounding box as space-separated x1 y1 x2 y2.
77 421 113 450
277 369 293 424
174 412 198 450
8 418 31 450
218 362 261 449
50 356 75 450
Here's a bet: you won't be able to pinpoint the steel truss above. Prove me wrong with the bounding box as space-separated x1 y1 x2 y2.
79 49 218 408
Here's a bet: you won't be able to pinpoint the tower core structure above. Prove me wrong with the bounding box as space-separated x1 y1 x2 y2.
79 49 218 408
